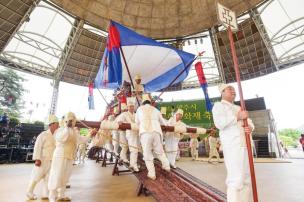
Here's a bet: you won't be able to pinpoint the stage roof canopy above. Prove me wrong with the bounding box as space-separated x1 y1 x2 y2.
0 0 303 90
49 0 265 39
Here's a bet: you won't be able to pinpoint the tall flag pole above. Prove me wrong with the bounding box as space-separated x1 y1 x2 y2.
88 82 95 110
194 61 213 126
217 3 258 202
107 21 140 106
97 88 109 106
154 52 204 103
195 61 213 111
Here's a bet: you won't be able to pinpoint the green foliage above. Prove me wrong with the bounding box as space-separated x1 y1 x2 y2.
0 68 26 118
80 128 89 136
34 120 44 125
278 128 301 147
9 117 20 127
279 135 297 147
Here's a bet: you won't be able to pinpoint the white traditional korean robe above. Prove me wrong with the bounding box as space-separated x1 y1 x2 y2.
27 129 55 197
165 116 186 167
212 100 254 202
116 111 140 167
88 133 103 149
135 104 170 178
208 136 220 162
116 112 129 162
112 116 120 155
48 127 88 200
190 138 199 160
77 136 88 164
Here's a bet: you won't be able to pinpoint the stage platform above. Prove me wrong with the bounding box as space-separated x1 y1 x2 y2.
0 157 303 202
177 158 304 202
0 161 154 202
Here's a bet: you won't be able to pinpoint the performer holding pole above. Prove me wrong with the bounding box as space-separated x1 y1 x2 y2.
215 3 258 202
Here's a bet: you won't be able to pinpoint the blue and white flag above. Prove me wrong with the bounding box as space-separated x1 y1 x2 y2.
94 21 195 92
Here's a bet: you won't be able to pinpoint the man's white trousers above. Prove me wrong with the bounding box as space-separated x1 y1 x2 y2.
27 159 52 197
140 132 170 177
126 133 140 169
164 134 179 167
223 146 251 202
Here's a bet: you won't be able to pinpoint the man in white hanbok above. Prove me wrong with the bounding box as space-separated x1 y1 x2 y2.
207 131 220 163
135 94 170 180
116 103 129 162
133 75 144 94
133 75 144 108
104 115 114 152
212 84 254 202
87 129 103 159
165 109 186 168
189 135 199 160
77 129 92 164
116 97 140 171
26 115 59 200
48 112 88 202
112 107 120 155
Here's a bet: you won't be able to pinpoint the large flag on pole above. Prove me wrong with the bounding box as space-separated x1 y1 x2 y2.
195 61 213 112
88 82 95 110
94 21 195 92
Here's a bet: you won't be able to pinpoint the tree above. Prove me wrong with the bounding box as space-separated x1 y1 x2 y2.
0 67 26 118
278 128 301 147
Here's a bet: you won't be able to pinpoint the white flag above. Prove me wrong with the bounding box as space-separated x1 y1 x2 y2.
217 3 238 32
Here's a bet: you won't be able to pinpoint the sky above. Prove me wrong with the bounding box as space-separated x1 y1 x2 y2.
1 0 303 130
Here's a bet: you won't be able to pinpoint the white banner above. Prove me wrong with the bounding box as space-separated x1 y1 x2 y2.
217 3 238 32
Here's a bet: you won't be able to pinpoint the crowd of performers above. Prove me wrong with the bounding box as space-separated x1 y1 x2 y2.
25 75 255 202
26 112 90 201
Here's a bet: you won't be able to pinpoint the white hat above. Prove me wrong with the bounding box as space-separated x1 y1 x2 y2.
142 94 151 103
160 107 167 115
127 97 136 106
121 103 127 110
218 83 233 93
48 114 58 125
64 112 77 127
65 112 76 121
134 75 141 80
175 108 184 116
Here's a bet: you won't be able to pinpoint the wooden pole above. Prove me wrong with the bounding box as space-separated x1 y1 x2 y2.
154 52 203 102
113 122 213 134
97 88 110 106
119 47 141 106
228 26 258 202
75 120 213 134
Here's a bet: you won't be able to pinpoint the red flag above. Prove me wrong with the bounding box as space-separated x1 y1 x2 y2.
195 62 213 112
195 62 207 85
88 82 95 110
89 82 94 95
